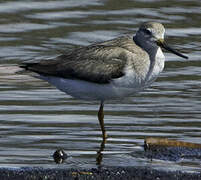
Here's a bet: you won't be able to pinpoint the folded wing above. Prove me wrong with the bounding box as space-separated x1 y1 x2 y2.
21 36 137 84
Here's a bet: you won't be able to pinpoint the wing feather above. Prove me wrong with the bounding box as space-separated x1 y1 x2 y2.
21 36 139 83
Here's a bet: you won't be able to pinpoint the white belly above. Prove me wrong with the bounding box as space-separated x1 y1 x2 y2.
39 75 143 101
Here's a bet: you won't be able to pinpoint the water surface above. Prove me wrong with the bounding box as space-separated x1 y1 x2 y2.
0 0 201 172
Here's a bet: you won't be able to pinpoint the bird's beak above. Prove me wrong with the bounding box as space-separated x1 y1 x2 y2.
156 39 188 59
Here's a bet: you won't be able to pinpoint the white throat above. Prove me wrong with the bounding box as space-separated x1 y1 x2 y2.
146 47 165 84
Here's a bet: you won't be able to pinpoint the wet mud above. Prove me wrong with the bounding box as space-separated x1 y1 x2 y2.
0 166 200 180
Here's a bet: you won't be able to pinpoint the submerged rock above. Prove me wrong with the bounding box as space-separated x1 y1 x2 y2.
144 137 201 161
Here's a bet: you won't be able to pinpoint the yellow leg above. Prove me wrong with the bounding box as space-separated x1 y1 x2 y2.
98 101 107 140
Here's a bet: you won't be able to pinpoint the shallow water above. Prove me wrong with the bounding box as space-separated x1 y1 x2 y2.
0 0 201 172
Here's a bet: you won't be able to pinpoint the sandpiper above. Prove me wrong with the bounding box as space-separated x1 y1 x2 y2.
20 22 188 141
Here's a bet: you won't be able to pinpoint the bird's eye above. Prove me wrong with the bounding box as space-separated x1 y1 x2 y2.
143 29 152 35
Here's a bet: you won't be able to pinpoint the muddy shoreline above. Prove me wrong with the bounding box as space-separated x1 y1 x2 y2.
0 166 200 180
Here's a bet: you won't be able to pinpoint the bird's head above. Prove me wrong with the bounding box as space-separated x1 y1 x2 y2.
135 22 188 59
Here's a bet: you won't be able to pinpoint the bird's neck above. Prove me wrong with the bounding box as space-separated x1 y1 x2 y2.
133 34 164 83
133 34 159 59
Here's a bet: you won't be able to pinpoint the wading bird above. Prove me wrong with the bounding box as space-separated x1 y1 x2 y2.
20 22 188 142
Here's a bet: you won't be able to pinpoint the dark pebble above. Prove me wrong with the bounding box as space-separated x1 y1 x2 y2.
53 149 68 164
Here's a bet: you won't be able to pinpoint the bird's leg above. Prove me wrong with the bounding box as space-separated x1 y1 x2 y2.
96 138 106 165
96 101 107 165
98 101 107 140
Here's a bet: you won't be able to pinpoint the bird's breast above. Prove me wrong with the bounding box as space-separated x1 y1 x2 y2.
146 47 165 84
112 64 148 92
112 47 165 94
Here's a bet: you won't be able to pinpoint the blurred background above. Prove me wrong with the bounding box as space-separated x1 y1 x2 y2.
0 0 201 171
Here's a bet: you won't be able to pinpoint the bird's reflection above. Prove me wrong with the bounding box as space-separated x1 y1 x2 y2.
96 138 107 165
